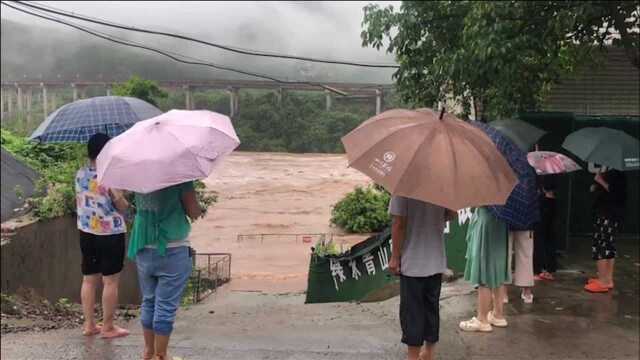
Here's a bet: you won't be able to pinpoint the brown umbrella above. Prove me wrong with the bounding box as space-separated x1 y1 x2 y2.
341 108 518 210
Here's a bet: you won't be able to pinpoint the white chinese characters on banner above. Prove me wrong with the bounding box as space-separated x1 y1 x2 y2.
349 259 362 280
363 253 376 275
378 247 390 270
329 240 393 292
330 258 347 291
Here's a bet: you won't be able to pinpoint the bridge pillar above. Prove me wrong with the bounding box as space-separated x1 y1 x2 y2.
183 85 192 110
26 87 33 122
50 89 57 113
0 87 4 121
325 90 332 111
106 86 112 96
80 87 88 99
41 83 48 120
228 87 239 118
375 88 383 115
276 87 283 107
72 83 78 101
16 85 23 112
7 88 13 115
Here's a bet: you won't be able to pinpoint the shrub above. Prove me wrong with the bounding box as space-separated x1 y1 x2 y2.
331 185 391 233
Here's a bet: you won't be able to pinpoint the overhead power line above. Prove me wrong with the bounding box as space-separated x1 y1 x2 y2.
15 0 400 69
1 1 359 95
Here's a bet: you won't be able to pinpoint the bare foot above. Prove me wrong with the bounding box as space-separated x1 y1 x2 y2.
82 324 102 336
100 325 130 339
142 348 154 360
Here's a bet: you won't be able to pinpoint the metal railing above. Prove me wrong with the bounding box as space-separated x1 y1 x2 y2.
236 233 336 244
186 252 232 304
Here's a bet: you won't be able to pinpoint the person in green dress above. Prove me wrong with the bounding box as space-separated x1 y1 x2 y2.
459 207 511 332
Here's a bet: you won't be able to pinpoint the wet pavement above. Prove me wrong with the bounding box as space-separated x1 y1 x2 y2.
2 236 638 360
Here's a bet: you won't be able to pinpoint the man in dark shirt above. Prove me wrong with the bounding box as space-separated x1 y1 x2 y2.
585 169 626 293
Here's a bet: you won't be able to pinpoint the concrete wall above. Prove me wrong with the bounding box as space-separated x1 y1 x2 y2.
1 216 140 304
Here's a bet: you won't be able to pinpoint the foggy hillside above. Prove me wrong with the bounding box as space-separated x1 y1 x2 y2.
1 1 397 83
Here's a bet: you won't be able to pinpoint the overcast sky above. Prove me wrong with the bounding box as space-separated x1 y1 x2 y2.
2 1 399 64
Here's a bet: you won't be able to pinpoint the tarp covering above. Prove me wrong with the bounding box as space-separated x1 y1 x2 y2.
1 148 39 222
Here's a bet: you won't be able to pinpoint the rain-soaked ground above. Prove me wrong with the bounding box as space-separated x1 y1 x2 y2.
2 237 638 360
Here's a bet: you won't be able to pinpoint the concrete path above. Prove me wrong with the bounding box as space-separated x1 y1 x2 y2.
2 269 638 360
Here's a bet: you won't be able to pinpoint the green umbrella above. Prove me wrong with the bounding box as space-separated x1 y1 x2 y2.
490 119 547 151
562 127 640 171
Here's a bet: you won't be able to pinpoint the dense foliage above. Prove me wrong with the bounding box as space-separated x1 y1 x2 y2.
331 185 391 233
157 88 375 153
112 76 167 106
1 129 84 219
361 1 639 119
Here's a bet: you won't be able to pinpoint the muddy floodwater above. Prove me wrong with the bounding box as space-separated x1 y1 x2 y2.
189 152 372 293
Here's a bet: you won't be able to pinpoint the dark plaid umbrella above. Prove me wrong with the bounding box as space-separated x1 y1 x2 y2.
30 96 162 143
473 121 540 230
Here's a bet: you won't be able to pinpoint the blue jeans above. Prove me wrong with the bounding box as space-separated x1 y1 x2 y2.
136 246 192 336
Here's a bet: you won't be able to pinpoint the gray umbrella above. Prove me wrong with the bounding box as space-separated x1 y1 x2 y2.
490 119 547 151
562 127 640 171
30 96 162 143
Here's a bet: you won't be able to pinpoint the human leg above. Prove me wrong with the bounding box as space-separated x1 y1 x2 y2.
136 249 159 355
79 231 101 336
100 273 129 338
587 217 615 291
99 233 128 338
421 274 442 360
400 275 426 359
459 286 492 332
420 343 435 360
152 247 192 358
81 274 101 335
544 200 557 274
513 231 534 302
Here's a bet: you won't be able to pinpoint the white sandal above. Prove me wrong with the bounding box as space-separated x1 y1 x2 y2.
488 311 508 327
459 317 492 332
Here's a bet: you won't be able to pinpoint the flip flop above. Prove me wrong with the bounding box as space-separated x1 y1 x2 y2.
587 278 614 289
100 326 130 339
584 280 610 293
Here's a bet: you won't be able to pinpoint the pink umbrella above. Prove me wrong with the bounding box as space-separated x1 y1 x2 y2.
527 151 581 175
97 110 240 193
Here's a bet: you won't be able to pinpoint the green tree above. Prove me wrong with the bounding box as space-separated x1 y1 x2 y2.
112 75 168 106
361 1 639 119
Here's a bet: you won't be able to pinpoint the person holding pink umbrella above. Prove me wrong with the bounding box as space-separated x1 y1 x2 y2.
97 110 240 360
130 181 202 360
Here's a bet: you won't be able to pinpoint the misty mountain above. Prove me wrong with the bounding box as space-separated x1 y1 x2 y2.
1 3 396 84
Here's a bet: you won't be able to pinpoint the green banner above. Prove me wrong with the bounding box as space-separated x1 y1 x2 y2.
305 229 396 304
305 208 474 304
445 208 473 274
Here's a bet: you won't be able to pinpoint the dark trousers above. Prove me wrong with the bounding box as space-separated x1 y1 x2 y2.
534 197 557 274
400 274 442 346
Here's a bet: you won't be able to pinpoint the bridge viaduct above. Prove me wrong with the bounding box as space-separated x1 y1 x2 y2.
0 79 394 122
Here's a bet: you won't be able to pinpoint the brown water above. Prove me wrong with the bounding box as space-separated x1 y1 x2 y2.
189 152 371 293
